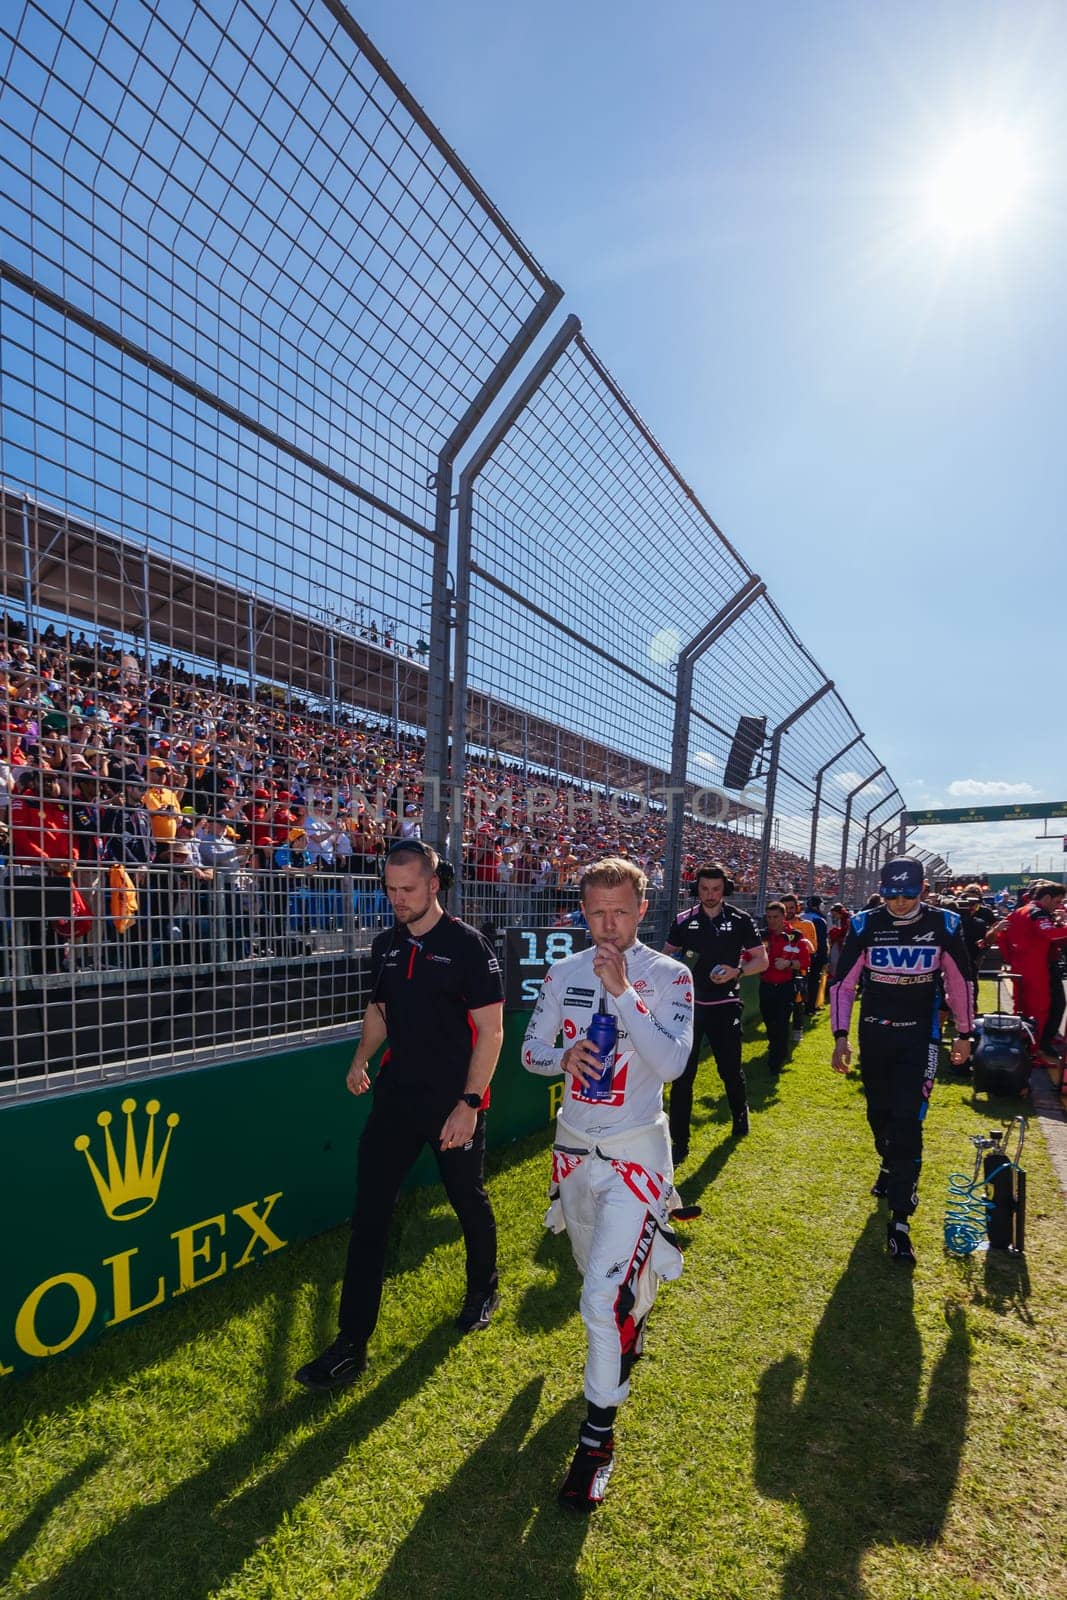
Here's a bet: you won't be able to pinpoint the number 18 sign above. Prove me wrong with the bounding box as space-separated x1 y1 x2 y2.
504 926 589 1009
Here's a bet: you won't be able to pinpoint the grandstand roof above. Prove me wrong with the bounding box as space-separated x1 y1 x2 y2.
1 488 753 815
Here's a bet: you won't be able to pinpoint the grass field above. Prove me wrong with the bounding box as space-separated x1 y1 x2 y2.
3 1001 1067 1600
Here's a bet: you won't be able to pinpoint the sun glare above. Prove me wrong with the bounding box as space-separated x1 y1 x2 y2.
922 126 1034 241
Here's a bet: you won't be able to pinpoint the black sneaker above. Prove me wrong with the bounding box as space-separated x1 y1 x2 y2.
558 1432 615 1513
732 1107 750 1138
455 1287 500 1334
871 1167 890 1199
887 1221 916 1268
294 1336 366 1393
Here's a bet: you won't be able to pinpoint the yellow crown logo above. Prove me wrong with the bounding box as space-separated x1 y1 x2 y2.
74 1098 180 1221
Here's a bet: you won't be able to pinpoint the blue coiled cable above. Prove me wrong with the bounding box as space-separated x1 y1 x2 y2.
944 1117 1025 1256
943 1165 1003 1256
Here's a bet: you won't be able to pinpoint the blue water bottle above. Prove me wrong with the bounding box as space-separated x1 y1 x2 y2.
583 994 618 1100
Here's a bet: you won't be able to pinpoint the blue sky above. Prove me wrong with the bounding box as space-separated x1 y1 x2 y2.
350 0 1067 870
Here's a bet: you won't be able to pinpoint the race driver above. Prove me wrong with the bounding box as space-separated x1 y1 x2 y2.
830 857 973 1266
522 856 693 1512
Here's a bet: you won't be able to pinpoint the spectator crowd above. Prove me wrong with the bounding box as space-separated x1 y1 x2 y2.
0 614 857 976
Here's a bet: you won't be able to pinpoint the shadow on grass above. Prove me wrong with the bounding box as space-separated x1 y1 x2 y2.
754 1213 969 1600
0 1454 107 1592
24 1324 461 1600
951 1248 1033 1326
370 1380 590 1599
515 1226 581 1335
676 1048 781 1208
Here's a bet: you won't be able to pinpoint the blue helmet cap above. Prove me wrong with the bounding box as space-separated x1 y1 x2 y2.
879 858 924 898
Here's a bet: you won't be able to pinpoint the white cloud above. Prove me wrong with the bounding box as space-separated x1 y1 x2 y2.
909 818 1064 873
692 752 720 772
946 779 1040 799
830 769 866 792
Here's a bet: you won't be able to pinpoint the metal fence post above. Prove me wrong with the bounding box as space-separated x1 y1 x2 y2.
657 575 766 945
246 596 257 705
860 791 904 898
20 496 35 638
838 766 886 900
140 550 153 677
422 286 564 852
446 315 582 906
806 729 863 896
755 681 834 913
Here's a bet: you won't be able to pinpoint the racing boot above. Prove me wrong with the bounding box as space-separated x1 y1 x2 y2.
870 1166 890 1199
887 1220 916 1268
558 1425 615 1514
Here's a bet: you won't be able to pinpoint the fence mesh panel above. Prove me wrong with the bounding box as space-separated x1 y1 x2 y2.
0 0 552 1096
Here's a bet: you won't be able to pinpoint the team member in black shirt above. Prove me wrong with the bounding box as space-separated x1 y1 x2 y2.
958 886 997 1014
296 840 505 1391
664 863 768 1157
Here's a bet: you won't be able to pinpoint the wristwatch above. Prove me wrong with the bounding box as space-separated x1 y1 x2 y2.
458 1092 482 1109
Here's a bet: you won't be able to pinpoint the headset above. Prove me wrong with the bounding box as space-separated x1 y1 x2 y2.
696 863 735 896
377 836 455 892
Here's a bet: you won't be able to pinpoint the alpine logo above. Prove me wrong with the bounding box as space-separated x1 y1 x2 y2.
912 931 936 944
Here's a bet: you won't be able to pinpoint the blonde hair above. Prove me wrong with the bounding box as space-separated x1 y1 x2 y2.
579 855 648 904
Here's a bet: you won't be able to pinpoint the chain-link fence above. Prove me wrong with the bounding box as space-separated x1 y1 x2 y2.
1 0 900 1097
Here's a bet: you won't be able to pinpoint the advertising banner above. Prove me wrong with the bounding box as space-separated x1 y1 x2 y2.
0 1013 552 1380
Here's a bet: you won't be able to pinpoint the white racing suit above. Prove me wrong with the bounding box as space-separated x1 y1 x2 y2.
522 941 694 1407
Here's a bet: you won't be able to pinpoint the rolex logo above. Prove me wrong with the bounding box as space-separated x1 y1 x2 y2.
74 1098 180 1221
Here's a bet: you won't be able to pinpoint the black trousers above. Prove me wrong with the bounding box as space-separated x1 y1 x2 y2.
759 982 794 1070
858 1019 938 1217
7 870 71 975
1042 974 1066 1051
669 999 745 1151
806 956 826 1014
338 1088 497 1346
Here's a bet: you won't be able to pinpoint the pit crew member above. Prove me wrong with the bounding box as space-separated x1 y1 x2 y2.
664 863 768 1157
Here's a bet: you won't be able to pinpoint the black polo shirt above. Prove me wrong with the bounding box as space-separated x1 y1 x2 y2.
668 900 761 1005
370 913 503 1101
